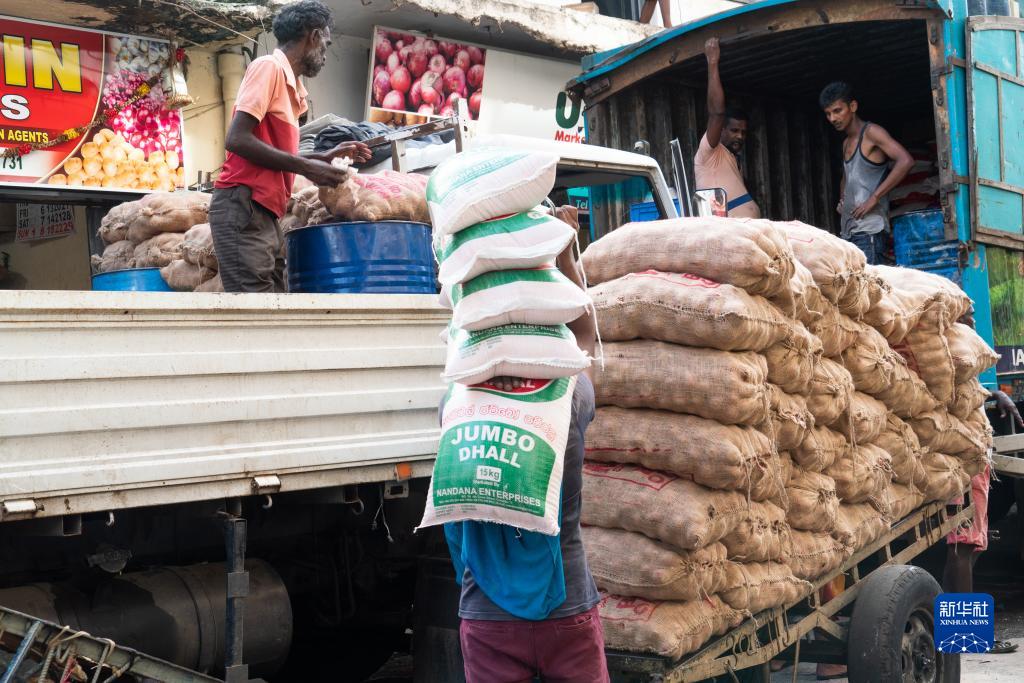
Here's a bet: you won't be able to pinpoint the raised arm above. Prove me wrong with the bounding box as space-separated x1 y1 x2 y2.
851 124 915 219
704 38 726 148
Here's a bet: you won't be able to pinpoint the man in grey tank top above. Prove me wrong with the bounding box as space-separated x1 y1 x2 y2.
819 82 914 265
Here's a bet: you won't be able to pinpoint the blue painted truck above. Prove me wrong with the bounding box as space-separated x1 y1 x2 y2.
569 0 1024 391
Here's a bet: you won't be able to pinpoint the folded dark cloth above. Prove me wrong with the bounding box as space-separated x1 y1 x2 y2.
313 121 455 169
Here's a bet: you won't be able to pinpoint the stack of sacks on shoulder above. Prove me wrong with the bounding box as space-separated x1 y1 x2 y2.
417 148 594 539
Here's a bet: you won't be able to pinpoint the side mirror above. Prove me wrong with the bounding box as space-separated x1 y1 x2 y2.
694 188 728 217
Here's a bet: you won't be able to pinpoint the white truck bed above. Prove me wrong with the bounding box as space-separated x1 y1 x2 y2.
0 291 448 521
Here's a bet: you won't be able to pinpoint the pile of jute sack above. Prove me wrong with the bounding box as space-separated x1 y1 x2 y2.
580 217 998 661
417 148 598 536
92 191 224 292
280 168 430 234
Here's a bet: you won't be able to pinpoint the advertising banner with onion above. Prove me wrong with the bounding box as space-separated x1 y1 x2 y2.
0 16 187 192
366 26 584 143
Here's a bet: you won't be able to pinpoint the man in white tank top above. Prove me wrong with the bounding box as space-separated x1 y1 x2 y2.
820 81 913 265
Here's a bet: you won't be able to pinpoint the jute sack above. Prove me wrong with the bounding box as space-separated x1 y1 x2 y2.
720 562 810 614
436 208 575 287
288 185 325 227
763 324 822 395
957 407 993 478
806 359 855 428
583 528 730 601
443 323 590 385
810 303 862 358
418 377 575 535
835 392 889 444
581 463 748 551
160 259 216 291
793 425 849 473
825 444 893 507
874 359 941 420
861 265 950 344
594 341 770 425
787 530 853 582
98 200 143 244
598 592 743 661
127 192 211 243
427 148 558 236
585 407 779 496
950 378 990 421
947 323 1001 385
920 451 971 503
448 266 591 331
764 386 814 451
786 468 839 533
832 503 890 551
777 220 866 303
133 233 185 268
321 170 430 224
589 271 792 351
881 482 926 522
581 217 795 297
778 452 795 485
195 273 224 292
909 410 989 457
871 265 972 331
720 501 791 563
836 272 872 318
181 223 217 270
841 324 900 395
91 240 136 273
769 256 826 324
873 414 927 488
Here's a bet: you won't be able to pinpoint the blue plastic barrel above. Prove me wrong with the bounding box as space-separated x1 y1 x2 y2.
892 209 959 269
92 267 174 292
629 198 681 222
286 221 435 294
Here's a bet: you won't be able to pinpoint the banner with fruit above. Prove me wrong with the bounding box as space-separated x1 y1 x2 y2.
367 26 485 126
0 16 185 191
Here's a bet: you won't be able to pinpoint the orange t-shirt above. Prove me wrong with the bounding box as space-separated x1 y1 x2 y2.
693 133 760 219
216 49 308 218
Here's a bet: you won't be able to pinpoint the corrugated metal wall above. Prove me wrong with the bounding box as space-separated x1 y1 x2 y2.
585 78 841 239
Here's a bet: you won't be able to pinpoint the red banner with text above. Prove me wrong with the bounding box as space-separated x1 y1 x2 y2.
0 16 184 190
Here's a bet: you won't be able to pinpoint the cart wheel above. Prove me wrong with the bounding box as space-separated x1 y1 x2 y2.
847 564 959 683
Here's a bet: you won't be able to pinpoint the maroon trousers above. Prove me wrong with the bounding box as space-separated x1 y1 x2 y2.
459 606 610 683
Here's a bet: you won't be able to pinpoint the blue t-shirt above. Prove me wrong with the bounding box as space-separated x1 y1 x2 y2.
446 374 600 621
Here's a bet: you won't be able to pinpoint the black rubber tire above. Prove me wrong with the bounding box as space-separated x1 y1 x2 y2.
847 564 960 683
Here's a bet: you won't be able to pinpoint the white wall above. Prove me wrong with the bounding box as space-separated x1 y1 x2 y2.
180 49 227 185
649 0 740 27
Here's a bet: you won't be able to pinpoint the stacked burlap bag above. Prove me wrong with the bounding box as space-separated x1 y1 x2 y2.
583 217 999 668
864 265 997 506
93 192 222 292
581 217 813 660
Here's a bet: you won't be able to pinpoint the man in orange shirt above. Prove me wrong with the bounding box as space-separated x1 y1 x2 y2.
694 38 760 219
212 0 371 293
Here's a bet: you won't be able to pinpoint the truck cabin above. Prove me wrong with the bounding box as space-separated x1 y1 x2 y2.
572 0 953 244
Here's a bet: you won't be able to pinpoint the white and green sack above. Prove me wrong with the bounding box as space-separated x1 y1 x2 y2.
436 208 576 287
448 266 592 331
443 322 591 385
427 148 559 236
418 376 578 535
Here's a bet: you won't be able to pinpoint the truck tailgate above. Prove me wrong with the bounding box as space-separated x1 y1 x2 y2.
0 291 447 520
